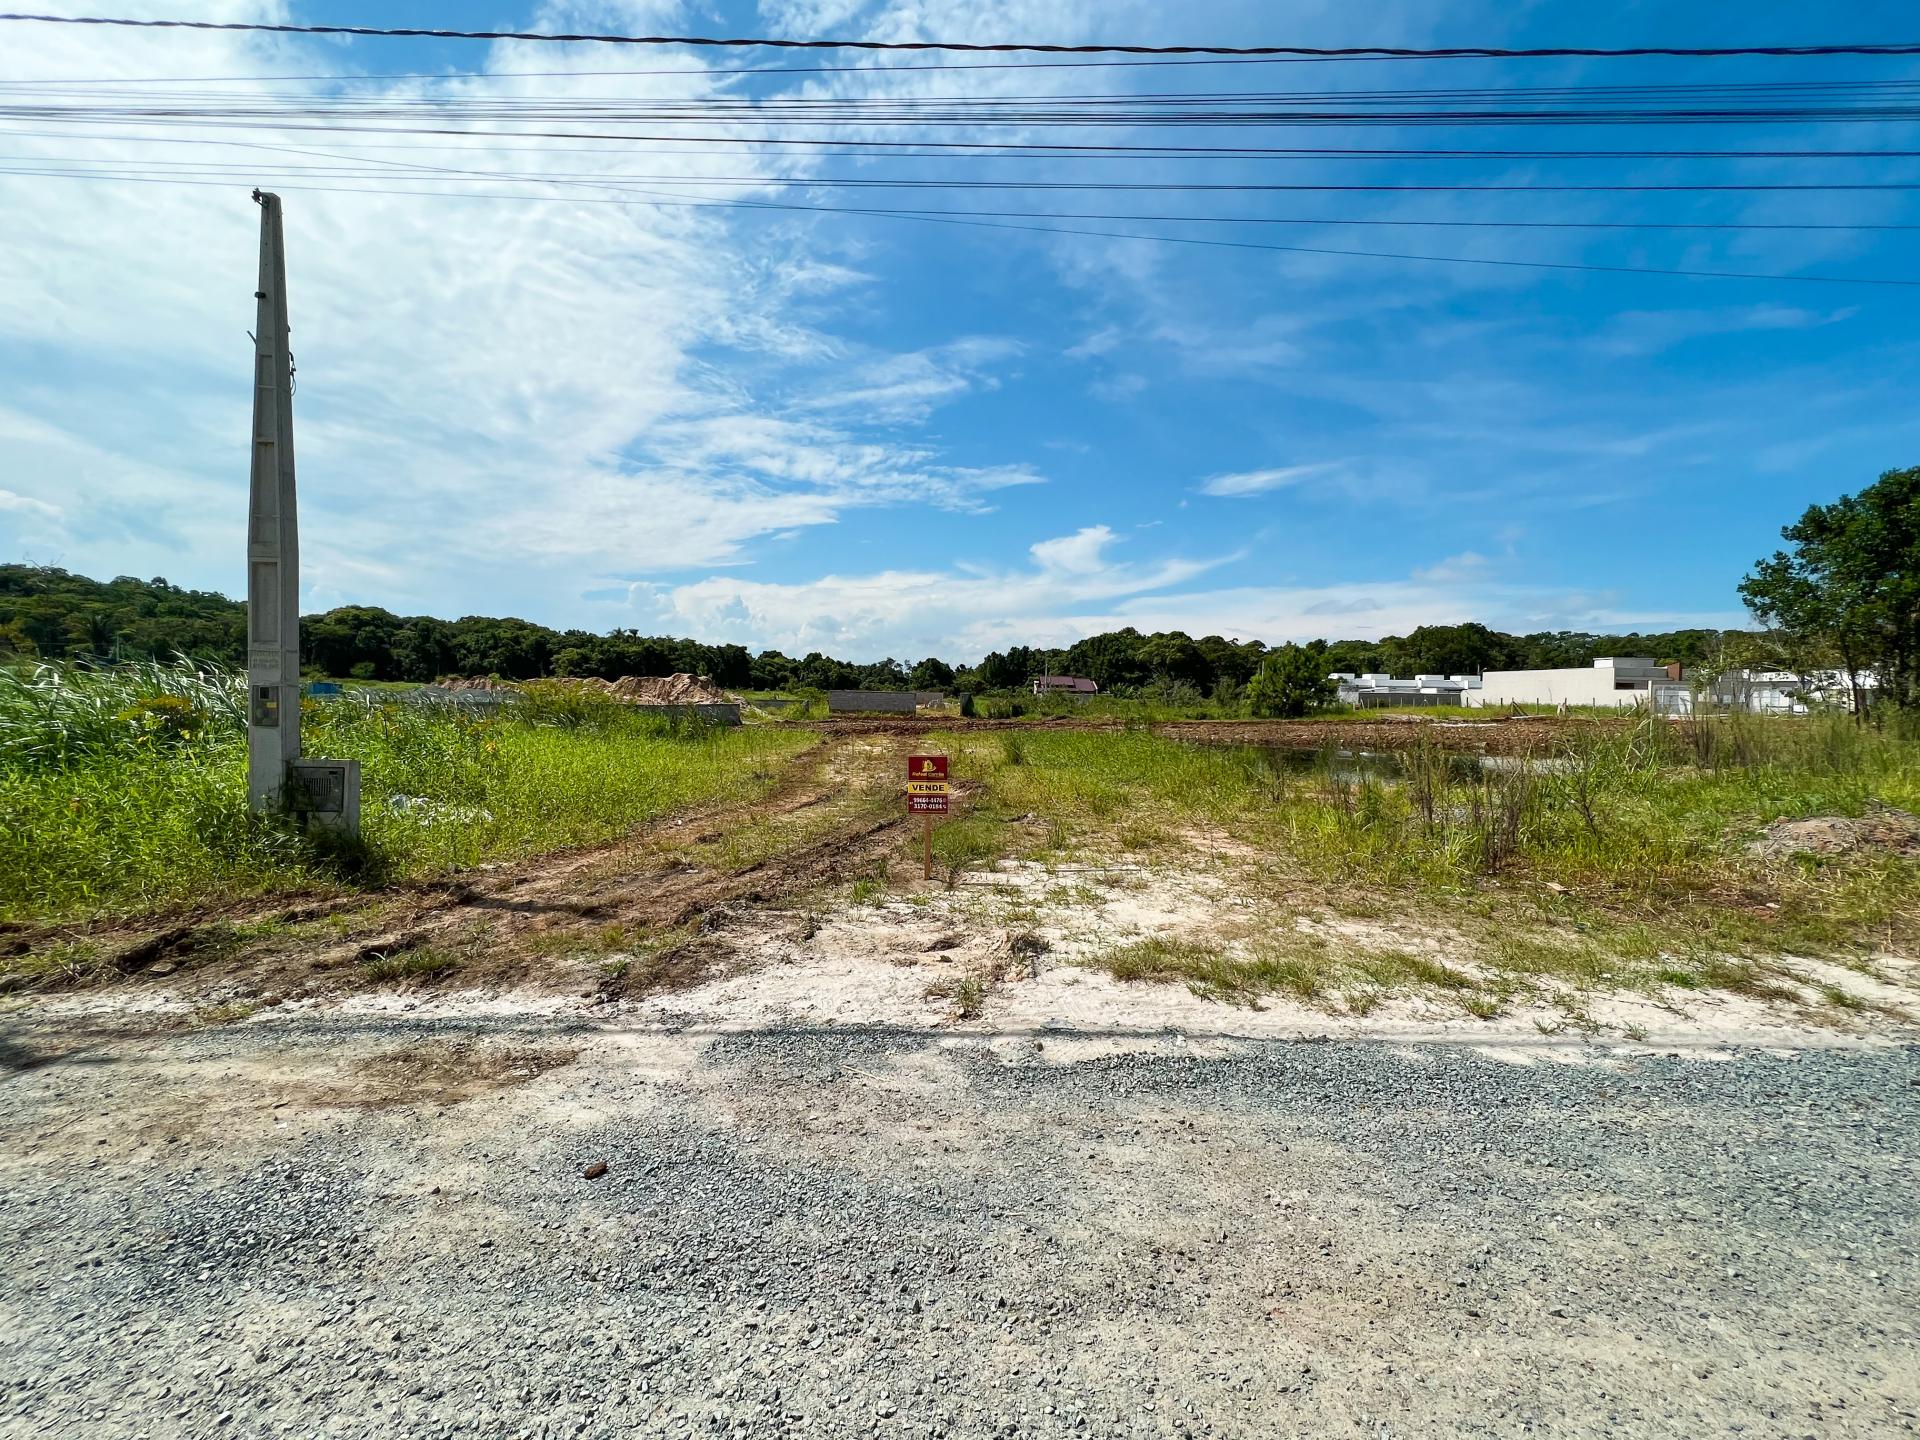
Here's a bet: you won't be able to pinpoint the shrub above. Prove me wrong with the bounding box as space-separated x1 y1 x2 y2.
1247 642 1336 719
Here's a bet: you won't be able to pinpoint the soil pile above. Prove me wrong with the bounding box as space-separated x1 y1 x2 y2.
1748 805 1920 860
435 673 736 704
606 673 734 704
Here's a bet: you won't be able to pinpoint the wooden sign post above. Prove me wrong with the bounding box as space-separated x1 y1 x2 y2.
907 754 950 880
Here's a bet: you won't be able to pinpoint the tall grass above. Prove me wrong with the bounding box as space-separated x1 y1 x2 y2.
0 658 245 766
0 661 810 924
932 713 1920 959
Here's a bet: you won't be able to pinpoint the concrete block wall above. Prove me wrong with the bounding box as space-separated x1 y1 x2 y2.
827 690 919 714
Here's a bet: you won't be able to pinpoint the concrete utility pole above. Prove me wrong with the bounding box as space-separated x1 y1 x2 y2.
245 191 360 834
246 189 302 811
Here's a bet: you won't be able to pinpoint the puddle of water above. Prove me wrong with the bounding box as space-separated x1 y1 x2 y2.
1188 741 1569 784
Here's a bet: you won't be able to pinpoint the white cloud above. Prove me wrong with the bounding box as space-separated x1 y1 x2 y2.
0 1 1047 623
1412 551 1489 583
1589 304 1859 359
1064 327 1122 360
646 521 1220 658
0 489 62 520
1088 373 1147 403
1198 463 1343 498
1029 525 1118 575
793 337 1021 425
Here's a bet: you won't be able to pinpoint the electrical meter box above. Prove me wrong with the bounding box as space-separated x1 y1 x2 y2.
286 758 360 837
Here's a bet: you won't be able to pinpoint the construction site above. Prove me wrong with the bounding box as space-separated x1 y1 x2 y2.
3 9 1919 1440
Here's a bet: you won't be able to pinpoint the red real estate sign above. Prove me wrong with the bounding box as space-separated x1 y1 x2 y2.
907 754 950 814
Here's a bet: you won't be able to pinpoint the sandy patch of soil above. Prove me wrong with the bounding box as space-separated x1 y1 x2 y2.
602 857 1920 1057
1748 805 1920 859
19 846 1914 1063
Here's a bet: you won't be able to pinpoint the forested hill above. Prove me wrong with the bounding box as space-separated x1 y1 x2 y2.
1 563 1742 693
0 566 246 665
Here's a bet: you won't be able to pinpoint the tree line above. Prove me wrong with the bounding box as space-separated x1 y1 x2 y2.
0 562 1746 696
9 464 1912 713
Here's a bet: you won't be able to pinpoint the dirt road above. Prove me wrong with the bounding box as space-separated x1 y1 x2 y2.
3 1010 1915 1439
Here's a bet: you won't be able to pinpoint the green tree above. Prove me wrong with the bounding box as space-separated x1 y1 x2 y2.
1322 638 1382 676
974 647 1034 691
750 649 796 691
0 617 36 657
1196 634 1264 687
1741 465 1920 714
1246 641 1336 718
1133 632 1210 688
1391 622 1514 678
1065 629 1147 691
909 656 955 691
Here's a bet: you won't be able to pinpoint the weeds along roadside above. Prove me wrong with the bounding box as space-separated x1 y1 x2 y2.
920 716 1920 1007
0 661 810 926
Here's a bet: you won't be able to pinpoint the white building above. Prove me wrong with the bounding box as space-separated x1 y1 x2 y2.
1472 657 1686 711
1710 669 1876 715
1333 672 1478 708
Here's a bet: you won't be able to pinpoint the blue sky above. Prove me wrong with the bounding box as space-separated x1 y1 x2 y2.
2 0 1918 661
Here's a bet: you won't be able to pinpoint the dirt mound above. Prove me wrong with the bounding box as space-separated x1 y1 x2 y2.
435 673 735 704
1748 806 1920 860
605 673 734 704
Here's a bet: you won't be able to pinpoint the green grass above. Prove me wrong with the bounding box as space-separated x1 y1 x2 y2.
924 971 987 1018
932 712 1920 1000
1088 930 1507 1014
928 815 1003 886
0 939 110 990
359 945 461 985
0 660 813 925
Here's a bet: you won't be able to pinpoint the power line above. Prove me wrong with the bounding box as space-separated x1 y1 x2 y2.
0 53 1735 84
81 168 1914 194
11 130 1917 232
15 78 1920 101
4 14 1919 60
13 153 1920 198
10 123 1919 161
0 58 1322 85
5 165 1917 288
11 156 1918 232
13 95 1920 130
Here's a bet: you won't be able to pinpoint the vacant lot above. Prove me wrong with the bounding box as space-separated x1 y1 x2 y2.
9 679 1917 1039
6 683 1920 1436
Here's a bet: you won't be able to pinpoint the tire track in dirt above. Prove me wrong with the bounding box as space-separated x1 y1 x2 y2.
9 732 959 1002
316 731 975 998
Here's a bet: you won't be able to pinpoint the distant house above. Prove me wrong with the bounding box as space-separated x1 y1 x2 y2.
1333 673 1476 708
1032 675 1099 696
1710 668 1876 715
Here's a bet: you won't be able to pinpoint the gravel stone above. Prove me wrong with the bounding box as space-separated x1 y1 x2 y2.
1 1014 1915 1438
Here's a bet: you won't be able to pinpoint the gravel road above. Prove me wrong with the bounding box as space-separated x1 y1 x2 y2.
2 1011 1915 1439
